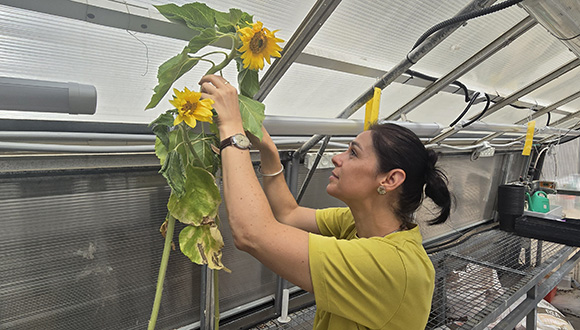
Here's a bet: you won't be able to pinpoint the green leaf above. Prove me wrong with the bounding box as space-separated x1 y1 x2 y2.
238 94 265 140
179 224 230 271
154 3 216 31
187 28 221 54
155 137 168 165
146 50 200 109
149 111 175 148
215 9 252 33
159 150 187 197
236 58 260 98
167 165 221 226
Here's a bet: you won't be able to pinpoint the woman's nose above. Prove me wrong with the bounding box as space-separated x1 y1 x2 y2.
331 153 340 167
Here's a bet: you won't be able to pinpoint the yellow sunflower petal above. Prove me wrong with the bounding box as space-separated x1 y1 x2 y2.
173 114 184 126
183 116 197 129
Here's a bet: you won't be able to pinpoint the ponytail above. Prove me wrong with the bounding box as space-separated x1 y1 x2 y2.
424 149 452 225
370 123 453 227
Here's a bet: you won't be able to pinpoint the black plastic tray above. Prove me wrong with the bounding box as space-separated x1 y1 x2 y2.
514 215 580 247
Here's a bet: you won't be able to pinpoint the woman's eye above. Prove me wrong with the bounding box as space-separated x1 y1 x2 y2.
349 149 357 157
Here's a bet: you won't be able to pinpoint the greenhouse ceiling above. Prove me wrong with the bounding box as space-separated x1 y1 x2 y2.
0 0 579 137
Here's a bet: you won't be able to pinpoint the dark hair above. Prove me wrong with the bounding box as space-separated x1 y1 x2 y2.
369 123 452 226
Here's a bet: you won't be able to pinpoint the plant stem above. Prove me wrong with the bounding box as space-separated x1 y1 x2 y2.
180 124 202 162
205 35 239 75
148 214 176 330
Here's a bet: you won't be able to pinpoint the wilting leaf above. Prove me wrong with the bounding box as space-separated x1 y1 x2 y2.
167 165 221 226
179 224 230 271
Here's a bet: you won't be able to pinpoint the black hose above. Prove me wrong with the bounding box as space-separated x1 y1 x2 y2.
425 223 498 254
450 92 480 127
462 93 491 128
411 0 525 51
406 69 470 102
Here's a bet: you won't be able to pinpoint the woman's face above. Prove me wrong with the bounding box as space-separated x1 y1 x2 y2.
327 130 382 203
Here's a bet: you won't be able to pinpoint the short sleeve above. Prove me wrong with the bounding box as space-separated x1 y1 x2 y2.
308 234 407 329
315 207 356 239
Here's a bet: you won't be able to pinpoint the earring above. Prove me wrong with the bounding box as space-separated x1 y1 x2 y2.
377 186 386 195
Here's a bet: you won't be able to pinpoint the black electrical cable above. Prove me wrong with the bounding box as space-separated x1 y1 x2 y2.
425 222 498 254
449 92 480 127
462 93 491 128
406 69 471 102
411 0 525 51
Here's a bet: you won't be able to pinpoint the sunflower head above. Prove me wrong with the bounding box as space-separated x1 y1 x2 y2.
169 87 215 129
237 21 284 71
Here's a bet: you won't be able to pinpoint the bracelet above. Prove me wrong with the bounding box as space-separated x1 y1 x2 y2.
258 164 284 177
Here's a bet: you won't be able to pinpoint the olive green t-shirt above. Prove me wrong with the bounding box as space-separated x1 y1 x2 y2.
309 207 435 329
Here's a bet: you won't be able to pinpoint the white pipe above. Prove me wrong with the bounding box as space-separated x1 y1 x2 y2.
0 141 153 153
0 131 155 141
276 289 291 323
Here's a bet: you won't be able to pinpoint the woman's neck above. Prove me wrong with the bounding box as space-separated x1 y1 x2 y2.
349 202 403 238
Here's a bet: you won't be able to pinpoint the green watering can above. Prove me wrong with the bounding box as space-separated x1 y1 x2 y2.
526 191 550 213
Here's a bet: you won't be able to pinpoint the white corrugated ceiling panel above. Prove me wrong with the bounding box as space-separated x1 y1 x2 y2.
0 0 578 127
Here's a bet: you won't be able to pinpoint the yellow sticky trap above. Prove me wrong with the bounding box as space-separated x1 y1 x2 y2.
364 87 381 130
522 120 535 156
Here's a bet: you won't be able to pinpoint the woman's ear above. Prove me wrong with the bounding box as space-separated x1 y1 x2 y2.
379 169 406 192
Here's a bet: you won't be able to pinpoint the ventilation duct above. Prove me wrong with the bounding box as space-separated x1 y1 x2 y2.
0 77 97 114
521 0 580 58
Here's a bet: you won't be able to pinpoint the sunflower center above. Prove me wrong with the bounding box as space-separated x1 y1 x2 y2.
249 31 267 53
183 101 197 114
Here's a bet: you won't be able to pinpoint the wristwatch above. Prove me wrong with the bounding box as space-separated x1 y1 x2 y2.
220 133 251 152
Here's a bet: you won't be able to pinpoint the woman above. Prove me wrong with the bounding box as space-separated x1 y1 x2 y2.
199 75 452 329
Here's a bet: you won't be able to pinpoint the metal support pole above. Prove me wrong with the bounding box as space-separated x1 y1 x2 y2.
429 58 580 144
255 0 342 102
526 286 537 330
274 158 297 316
296 135 332 203
294 0 499 157
200 265 215 330
386 16 536 120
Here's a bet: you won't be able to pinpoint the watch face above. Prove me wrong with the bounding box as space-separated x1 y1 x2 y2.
233 134 251 149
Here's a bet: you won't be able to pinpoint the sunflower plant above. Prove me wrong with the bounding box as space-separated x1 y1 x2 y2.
145 2 283 330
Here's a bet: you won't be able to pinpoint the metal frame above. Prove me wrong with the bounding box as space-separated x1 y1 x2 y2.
386 16 537 120
254 0 342 102
491 250 580 330
294 0 499 157
429 58 580 144
476 89 580 143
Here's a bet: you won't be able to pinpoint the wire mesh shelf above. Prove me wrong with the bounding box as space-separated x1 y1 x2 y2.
250 230 571 330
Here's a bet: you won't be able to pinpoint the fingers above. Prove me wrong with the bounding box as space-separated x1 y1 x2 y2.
199 74 231 90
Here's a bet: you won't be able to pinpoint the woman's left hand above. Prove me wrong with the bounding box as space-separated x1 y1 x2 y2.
199 75 242 134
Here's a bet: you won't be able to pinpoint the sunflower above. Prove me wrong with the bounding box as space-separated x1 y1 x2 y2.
238 21 284 71
169 87 214 129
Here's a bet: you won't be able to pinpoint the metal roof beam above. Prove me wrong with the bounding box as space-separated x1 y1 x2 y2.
475 89 580 143
428 58 580 144
295 0 499 156
255 0 342 102
386 16 537 120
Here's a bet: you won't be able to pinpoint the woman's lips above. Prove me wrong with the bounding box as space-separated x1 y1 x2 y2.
330 172 338 180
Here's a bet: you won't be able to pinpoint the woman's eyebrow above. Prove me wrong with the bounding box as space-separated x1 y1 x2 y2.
350 141 362 150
